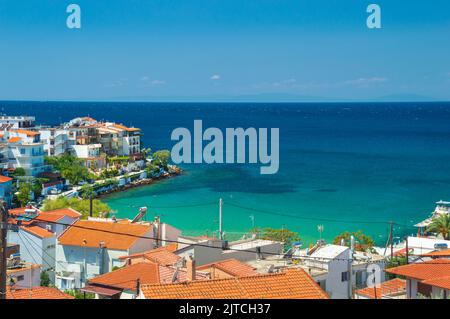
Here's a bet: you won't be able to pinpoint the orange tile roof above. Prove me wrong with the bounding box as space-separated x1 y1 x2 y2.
0 175 12 183
89 262 160 291
15 129 39 137
120 244 180 265
197 258 258 277
140 268 329 299
112 123 140 132
355 278 406 299
8 207 28 216
58 220 151 250
6 286 74 299
40 208 82 219
422 276 450 290
88 262 209 292
386 259 450 281
21 225 54 239
8 137 21 143
422 248 450 257
36 212 66 223
7 263 41 274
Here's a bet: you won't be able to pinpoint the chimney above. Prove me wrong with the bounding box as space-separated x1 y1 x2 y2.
186 255 196 282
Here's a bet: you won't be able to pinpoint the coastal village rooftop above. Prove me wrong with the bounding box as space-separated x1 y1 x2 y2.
139 268 329 299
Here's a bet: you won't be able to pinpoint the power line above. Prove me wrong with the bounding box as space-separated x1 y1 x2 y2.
28 216 415 263
226 202 402 225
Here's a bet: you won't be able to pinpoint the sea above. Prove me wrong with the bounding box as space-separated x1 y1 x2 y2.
4 101 450 245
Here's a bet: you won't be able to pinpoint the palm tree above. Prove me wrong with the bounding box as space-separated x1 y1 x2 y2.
427 214 450 239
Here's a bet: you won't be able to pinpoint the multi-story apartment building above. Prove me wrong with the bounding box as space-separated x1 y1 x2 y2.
98 123 141 157
39 128 75 156
4 130 51 176
0 115 35 130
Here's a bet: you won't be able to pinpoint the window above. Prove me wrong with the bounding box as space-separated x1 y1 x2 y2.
341 271 349 282
16 275 24 282
20 148 26 155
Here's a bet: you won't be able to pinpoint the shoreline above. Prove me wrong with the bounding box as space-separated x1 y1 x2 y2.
95 169 183 200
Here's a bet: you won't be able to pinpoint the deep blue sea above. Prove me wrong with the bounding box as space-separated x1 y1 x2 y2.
4 101 450 245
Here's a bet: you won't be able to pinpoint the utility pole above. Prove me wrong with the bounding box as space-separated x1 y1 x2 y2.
389 221 394 260
219 198 223 240
0 200 8 300
405 236 409 265
89 195 93 218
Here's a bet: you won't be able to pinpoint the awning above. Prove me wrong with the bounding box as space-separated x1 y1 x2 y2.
80 284 122 297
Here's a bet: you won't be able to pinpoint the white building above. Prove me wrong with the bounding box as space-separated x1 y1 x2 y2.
386 259 450 299
3 130 50 176
39 128 74 156
70 144 102 159
98 123 141 156
7 261 41 289
7 207 82 284
54 218 180 290
0 115 35 130
175 236 283 266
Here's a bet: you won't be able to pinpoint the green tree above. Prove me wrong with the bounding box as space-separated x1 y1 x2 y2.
332 230 375 251
152 150 171 170
45 154 88 185
40 271 51 287
251 227 300 249
41 197 111 219
11 167 26 178
15 182 32 207
80 184 95 200
64 289 95 299
427 214 450 239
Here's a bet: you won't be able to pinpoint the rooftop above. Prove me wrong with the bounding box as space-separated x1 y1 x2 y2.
197 258 259 277
421 248 450 257
58 219 152 250
140 268 329 299
355 278 406 299
6 286 75 299
0 175 12 183
87 261 209 292
119 244 180 266
310 244 349 260
21 225 54 239
386 259 450 281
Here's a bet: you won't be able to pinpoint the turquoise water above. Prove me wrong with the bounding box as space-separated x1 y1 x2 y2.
5 101 450 244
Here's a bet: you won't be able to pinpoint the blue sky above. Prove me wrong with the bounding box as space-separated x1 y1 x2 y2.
1 0 449 101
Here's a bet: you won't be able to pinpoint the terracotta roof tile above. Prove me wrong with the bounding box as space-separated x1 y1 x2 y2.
36 212 66 223
386 259 450 281
58 220 151 250
197 258 258 277
140 268 328 299
6 286 74 299
8 137 21 143
39 208 81 220
88 262 209 292
0 175 12 183
21 225 54 239
89 263 160 291
422 276 450 290
422 248 450 257
355 278 406 299
120 244 181 265
15 129 40 137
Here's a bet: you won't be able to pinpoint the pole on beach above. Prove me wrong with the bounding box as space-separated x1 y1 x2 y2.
219 198 223 240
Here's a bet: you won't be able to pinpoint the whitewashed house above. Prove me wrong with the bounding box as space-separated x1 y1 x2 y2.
54 218 181 290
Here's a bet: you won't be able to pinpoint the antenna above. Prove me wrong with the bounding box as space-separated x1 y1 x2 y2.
219 198 223 240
